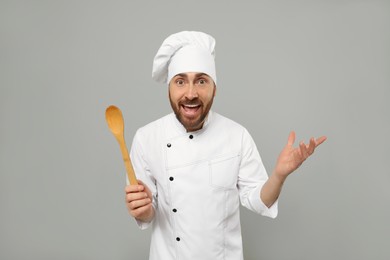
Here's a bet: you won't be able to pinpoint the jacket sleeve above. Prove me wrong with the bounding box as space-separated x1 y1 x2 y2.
129 129 158 229
237 128 278 218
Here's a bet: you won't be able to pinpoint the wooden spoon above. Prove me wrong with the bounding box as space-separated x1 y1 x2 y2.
105 105 138 185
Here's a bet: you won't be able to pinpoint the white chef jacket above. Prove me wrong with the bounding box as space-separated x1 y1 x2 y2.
130 111 278 260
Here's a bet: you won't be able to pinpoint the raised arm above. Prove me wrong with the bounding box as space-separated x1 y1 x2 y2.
260 131 327 207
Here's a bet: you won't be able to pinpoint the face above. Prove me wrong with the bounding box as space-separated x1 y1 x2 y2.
169 72 216 132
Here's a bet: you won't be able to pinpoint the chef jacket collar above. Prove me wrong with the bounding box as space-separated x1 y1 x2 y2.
173 110 213 135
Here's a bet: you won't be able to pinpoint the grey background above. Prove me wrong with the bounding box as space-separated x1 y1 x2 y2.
1 0 389 259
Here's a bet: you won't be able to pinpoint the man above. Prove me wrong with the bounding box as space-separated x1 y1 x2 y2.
125 31 326 260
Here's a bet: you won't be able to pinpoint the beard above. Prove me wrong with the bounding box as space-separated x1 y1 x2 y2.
169 94 214 132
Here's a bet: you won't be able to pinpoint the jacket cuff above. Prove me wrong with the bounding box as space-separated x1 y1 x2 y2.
135 218 153 230
249 183 278 218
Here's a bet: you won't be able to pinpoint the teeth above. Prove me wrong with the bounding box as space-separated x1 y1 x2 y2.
184 104 199 108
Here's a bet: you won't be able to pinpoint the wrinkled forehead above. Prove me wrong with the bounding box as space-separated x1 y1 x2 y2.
171 72 212 80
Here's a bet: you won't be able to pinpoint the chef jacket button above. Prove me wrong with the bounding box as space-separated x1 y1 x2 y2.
176 237 180 241
189 135 193 139
169 177 174 181
167 143 171 148
172 208 177 213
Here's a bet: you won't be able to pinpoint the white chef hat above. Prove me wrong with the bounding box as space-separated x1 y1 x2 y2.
152 31 217 85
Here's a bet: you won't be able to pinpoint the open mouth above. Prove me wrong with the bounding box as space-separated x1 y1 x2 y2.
181 104 201 117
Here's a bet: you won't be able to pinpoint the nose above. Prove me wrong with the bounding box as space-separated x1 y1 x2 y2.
185 84 198 100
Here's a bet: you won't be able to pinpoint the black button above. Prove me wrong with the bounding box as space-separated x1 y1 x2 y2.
172 208 177 213
169 177 174 181
189 135 193 139
176 237 180 241
167 143 171 148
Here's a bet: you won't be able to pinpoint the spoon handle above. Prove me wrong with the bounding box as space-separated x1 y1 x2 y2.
118 138 138 185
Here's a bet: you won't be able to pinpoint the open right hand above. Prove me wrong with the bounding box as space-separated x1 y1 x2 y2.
125 180 155 222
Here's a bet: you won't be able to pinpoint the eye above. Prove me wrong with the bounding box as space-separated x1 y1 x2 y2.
176 79 185 85
197 78 207 85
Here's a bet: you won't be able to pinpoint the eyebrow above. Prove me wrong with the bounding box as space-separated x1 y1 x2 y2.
174 73 209 79
194 73 208 78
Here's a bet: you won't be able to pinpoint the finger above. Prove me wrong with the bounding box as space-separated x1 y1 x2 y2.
125 184 144 193
315 136 327 147
130 203 153 219
287 131 296 146
307 138 316 155
137 179 153 199
137 179 146 186
300 141 309 159
128 197 152 210
125 192 148 203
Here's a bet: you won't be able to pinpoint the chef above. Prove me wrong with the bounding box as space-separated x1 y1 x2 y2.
125 31 326 260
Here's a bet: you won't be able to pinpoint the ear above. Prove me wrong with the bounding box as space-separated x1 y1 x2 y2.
168 83 173 98
213 84 217 97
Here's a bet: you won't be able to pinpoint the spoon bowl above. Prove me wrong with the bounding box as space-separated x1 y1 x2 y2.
106 105 124 136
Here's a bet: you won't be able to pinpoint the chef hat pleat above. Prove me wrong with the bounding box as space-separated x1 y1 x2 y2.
152 31 217 85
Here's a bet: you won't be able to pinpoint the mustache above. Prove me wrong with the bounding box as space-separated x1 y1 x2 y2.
179 99 203 106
